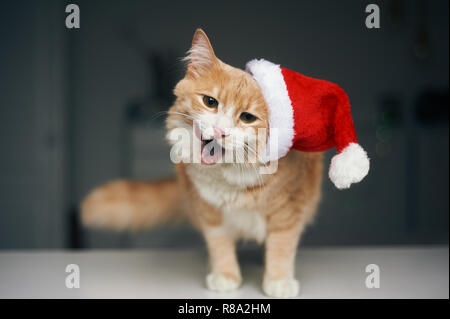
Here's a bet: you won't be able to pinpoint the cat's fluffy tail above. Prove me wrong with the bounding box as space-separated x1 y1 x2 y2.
81 178 181 231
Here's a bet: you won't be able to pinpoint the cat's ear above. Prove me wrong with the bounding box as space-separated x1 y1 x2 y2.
185 29 217 77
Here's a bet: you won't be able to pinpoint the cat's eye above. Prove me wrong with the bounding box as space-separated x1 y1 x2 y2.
240 112 257 123
203 95 218 108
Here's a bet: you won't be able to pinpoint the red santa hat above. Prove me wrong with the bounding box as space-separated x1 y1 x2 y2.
245 59 370 189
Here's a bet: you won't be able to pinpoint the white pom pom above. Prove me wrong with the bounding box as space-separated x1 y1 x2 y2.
329 143 370 189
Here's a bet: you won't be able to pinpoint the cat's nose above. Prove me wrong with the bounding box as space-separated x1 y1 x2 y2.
213 127 229 138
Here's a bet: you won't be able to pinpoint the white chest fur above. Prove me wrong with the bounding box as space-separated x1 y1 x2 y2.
220 207 266 243
186 164 267 243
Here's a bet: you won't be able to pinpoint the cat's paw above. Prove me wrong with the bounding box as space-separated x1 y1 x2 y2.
206 273 241 292
263 277 300 298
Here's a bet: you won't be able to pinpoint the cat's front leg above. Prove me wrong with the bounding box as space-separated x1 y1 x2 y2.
263 220 303 298
203 231 242 292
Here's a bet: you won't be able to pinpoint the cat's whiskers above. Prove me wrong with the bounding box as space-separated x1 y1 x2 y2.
243 144 266 188
167 111 201 123
227 139 265 189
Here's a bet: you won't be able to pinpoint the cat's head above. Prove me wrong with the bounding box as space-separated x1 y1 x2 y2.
166 29 269 167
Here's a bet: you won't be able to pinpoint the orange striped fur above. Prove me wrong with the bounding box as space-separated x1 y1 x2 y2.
81 29 323 297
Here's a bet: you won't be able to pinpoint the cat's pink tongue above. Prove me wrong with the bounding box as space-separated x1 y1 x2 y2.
201 141 221 165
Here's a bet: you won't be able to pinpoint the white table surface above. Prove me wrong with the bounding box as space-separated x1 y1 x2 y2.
0 246 448 299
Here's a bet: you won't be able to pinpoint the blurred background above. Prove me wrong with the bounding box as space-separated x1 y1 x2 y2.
0 0 448 250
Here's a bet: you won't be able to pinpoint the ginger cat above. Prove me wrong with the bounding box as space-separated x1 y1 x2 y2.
81 29 323 298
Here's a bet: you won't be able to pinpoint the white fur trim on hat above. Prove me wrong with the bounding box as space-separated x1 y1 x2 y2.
245 59 295 162
329 143 370 189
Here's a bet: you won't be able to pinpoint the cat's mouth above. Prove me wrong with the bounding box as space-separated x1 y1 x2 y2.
201 138 225 165
193 121 225 165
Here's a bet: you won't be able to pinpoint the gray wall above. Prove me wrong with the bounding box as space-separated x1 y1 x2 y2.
0 0 448 249
0 0 67 248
